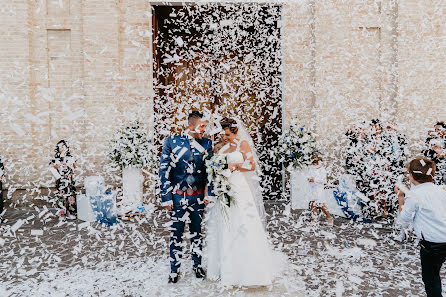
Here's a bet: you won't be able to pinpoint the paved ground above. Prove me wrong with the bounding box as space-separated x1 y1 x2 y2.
0 203 442 296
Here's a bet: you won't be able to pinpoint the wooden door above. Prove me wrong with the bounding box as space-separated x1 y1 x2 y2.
153 4 283 199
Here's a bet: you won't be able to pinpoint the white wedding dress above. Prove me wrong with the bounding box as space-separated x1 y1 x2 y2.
205 148 285 287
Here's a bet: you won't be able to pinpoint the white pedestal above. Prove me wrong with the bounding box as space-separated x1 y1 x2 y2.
290 169 311 210
121 167 143 212
77 194 96 222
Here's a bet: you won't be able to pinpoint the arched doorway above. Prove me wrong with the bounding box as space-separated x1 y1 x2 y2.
153 3 283 199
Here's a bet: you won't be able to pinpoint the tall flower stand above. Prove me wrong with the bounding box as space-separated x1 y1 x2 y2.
289 169 311 210
120 167 145 218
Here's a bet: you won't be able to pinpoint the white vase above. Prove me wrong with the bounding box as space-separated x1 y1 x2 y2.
289 169 311 210
122 167 143 211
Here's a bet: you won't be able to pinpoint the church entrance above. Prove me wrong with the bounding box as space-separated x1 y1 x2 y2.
152 3 283 199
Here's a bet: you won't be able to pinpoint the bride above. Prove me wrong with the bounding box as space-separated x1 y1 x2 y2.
205 117 285 287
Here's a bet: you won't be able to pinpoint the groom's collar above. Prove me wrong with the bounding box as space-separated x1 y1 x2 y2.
182 130 206 153
182 130 194 140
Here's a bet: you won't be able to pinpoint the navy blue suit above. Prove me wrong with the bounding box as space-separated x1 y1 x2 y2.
159 133 213 273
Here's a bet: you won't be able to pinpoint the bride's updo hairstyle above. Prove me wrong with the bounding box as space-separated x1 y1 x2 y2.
220 117 238 135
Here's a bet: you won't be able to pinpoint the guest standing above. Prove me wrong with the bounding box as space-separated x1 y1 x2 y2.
423 121 446 162
397 157 446 297
362 119 391 218
380 122 408 215
50 140 77 219
344 123 367 194
430 139 446 185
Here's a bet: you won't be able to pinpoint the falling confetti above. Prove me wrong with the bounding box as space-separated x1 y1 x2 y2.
0 1 445 296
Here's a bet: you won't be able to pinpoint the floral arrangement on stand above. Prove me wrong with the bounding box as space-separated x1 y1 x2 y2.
108 121 156 216
109 121 156 170
274 118 319 170
206 154 234 207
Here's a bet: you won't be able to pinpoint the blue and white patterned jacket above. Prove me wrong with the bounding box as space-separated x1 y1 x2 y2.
159 132 214 206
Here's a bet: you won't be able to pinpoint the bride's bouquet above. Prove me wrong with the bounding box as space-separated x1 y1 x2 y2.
274 118 319 170
206 154 234 207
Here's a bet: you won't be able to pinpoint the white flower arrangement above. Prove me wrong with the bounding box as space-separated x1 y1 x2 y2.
109 122 156 169
205 154 234 207
274 118 319 170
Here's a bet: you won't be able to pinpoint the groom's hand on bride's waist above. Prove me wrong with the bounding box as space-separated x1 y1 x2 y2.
161 200 174 211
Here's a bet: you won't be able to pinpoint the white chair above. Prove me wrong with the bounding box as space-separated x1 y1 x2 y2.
77 194 96 222
77 176 105 222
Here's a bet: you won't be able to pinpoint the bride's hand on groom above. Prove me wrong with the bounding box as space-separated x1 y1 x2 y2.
228 163 240 172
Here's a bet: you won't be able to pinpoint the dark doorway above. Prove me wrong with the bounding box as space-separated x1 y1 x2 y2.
153 3 283 199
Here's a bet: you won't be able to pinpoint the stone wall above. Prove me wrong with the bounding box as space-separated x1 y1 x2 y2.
0 0 152 204
0 0 445 202
283 0 446 154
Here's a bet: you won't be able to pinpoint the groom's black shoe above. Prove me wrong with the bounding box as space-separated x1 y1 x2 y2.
168 272 179 284
193 266 206 279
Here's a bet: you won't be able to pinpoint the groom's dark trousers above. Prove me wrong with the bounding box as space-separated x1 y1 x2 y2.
159 133 213 274
170 193 205 273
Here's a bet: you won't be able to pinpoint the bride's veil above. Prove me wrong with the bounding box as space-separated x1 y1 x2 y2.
234 118 267 228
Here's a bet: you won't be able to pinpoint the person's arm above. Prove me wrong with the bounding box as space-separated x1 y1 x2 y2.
228 141 255 172
67 156 76 169
397 191 417 228
52 159 60 169
49 159 62 180
159 138 174 210
0 158 4 182
396 188 405 212
205 139 215 204
313 168 327 185
306 168 315 183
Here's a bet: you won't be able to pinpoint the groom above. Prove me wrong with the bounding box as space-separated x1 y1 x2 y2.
159 111 214 283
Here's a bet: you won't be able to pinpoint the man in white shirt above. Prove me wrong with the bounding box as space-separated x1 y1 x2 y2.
397 157 446 297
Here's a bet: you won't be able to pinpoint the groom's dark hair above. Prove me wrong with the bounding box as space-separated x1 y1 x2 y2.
188 110 203 125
